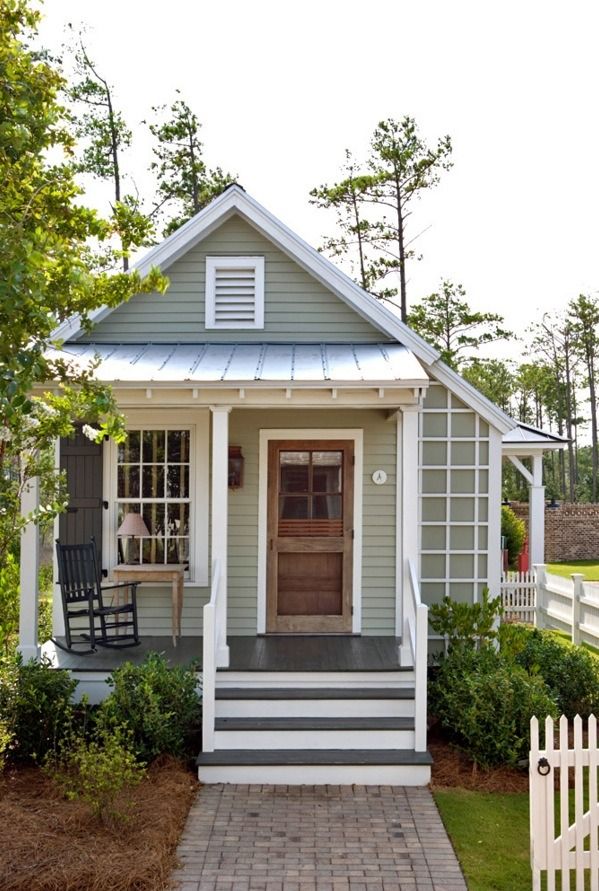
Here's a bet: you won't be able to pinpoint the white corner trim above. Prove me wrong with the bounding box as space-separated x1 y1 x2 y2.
487 426 503 601
257 428 363 635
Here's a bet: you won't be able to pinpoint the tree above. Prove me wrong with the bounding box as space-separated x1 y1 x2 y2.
311 117 452 321
407 280 512 369
68 31 153 270
568 294 599 501
147 93 235 235
531 314 581 501
462 359 515 413
310 150 373 291
0 0 167 563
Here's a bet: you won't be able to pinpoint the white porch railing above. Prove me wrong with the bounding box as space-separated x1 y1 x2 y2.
501 570 537 623
530 714 599 890
400 559 428 752
202 558 223 753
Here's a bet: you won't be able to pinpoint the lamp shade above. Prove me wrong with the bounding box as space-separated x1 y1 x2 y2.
117 512 150 538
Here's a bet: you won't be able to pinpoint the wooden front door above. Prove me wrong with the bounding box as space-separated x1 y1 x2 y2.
267 440 354 633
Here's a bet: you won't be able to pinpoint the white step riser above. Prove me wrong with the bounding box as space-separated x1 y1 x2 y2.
213 729 415 750
216 699 414 719
217 671 414 688
198 764 431 785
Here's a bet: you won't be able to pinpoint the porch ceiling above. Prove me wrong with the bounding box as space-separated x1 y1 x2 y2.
47 342 429 389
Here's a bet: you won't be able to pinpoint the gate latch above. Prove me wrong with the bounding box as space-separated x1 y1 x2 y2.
537 757 551 776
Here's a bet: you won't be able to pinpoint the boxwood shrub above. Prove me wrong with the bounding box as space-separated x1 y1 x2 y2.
430 646 558 768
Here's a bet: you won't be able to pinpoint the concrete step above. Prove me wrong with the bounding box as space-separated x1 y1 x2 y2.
197 748 432 785
213 716 415 750
215 686 415 718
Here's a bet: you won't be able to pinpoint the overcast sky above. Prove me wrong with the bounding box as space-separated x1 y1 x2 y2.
39 0 599 353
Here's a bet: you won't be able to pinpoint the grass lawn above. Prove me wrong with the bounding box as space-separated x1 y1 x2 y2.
547 560 599 581
434 789 530 891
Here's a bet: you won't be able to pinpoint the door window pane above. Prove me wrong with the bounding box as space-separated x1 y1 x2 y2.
280 451 310 492
312 452 342 493
313 494 342 519
280 496 309 519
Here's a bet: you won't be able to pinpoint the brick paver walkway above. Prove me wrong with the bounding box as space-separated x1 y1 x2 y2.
172 784 467 891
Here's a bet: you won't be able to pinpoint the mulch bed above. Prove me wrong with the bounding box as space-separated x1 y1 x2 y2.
0 757 198 891
429 724 529 793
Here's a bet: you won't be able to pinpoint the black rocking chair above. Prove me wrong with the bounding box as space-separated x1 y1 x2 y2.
54 537 140 653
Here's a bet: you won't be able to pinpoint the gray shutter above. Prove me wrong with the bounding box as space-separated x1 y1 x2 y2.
59 428 106 573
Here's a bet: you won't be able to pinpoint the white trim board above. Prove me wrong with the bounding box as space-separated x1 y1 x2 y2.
257 428 363 635
52 184 515 434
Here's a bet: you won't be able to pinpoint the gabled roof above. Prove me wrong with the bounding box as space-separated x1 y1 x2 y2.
52 184 517 432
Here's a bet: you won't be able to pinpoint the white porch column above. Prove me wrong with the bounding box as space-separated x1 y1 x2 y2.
397 406 420 637
529 454 546 568
211 406 231 667
18 477 40 661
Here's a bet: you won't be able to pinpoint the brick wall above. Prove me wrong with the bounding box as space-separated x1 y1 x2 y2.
509 502 599 562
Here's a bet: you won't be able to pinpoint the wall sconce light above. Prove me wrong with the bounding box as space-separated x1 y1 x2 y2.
228 446 244 489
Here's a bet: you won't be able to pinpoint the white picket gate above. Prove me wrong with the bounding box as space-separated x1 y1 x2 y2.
501 570 537 623
530 714 599 890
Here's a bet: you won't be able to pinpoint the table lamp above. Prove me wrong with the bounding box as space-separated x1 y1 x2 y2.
117 511 150 564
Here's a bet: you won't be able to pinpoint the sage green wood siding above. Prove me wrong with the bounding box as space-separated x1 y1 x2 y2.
131 407 397 636
76 216 389 344
419 380 497 609
228 409 397 635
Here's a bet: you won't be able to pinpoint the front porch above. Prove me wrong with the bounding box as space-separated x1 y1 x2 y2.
40 634 404 674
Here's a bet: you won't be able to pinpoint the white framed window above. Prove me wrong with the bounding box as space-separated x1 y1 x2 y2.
205 256 265 329
103 412 209 586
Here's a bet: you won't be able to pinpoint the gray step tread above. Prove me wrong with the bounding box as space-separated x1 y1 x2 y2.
197 748 433 766
215 716 414 731
215 687 415 701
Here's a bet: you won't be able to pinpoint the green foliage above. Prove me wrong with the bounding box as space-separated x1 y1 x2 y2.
0 553 19 655
462 359 515 413
147 92 235 235
0 3 168 563
499 624 599 718
407 280 512 369
501 505 526 568
430 646 558 768
0 655 78 763
429 588 502 652
46 727 145 826
98 653 201 761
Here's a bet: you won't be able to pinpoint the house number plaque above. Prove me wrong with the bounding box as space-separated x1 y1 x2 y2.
372 470 387 485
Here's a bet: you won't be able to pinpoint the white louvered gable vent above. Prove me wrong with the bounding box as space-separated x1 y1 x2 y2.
205 256 265 329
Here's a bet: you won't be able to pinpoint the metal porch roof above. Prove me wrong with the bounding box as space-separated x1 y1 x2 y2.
49 342 429 386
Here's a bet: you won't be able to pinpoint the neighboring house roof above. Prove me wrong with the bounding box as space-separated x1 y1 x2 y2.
502 421 568 451
51 184 517 433
46 342 429 387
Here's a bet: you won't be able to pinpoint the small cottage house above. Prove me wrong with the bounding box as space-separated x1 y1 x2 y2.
19 185 564 783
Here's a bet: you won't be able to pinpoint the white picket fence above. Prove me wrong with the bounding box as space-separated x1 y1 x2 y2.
530 714 599 890
500 567 599 649
537 566 599 650
501 570 537 622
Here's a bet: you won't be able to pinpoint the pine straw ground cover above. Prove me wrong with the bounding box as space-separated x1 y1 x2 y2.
0 757 198 891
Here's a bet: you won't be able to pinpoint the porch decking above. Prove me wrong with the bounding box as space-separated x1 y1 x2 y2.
40 635 404 673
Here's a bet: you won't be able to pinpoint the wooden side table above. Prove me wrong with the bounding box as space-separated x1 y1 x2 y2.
112 564 186 646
